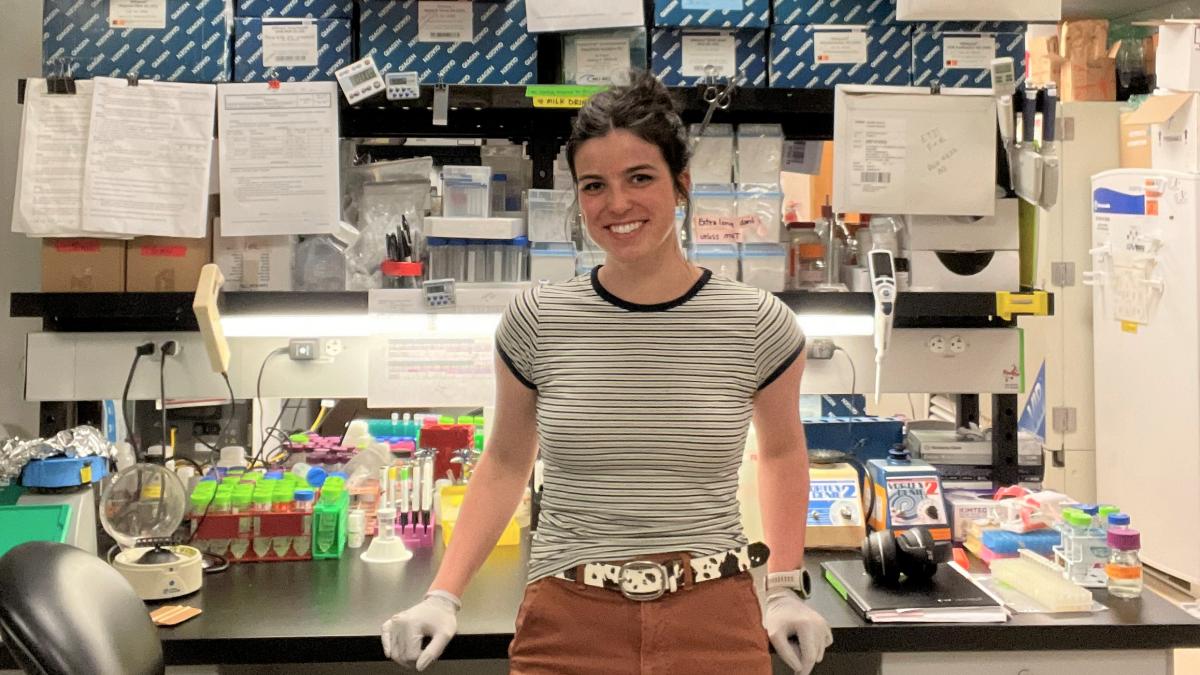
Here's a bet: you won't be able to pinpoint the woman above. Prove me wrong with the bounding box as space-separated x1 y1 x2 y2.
382 71 832 674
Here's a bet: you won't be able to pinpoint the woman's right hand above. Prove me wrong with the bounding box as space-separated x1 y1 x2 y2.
381 590 461 671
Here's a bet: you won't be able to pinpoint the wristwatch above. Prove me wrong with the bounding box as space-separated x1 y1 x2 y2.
766 568 813 599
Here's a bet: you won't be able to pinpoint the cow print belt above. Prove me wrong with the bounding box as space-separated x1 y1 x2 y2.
552 542 771 601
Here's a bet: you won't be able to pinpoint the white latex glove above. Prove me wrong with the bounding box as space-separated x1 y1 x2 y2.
381 590 461 671
763 588 833 675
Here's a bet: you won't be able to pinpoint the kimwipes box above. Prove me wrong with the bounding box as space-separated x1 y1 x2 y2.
41 238 126 292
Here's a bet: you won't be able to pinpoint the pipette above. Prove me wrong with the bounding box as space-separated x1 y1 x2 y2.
868 249 896 404
412 457 423 530
422 452 435 532
399 465 410 529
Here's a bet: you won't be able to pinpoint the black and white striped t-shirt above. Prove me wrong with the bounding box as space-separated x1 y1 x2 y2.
496 266 805 583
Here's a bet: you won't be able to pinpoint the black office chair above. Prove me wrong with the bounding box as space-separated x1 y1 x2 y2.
0 541 164 675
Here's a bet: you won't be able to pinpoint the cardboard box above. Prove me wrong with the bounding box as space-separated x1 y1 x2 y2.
652 0 769 29
769 25 911 88
41 238 126 292
1124 92 1200 173
832 86 997 216
234 17 351 82
896 0 1060 22
651 28 768 87
235 0 352 17
1119 111 1151 169
904 198 1019 251
911 30 1025 89
214 221 294 291
41 0 233 82
1031 20 1117 102
127 233 214 292
908 249 1020 291
359 0 538 85
772 0 895 26
1155 20 1200 93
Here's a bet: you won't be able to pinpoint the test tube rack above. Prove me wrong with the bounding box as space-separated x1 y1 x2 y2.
191 511 314 563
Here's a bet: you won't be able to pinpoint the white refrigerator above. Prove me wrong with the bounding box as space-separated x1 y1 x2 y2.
1091 168 1200 592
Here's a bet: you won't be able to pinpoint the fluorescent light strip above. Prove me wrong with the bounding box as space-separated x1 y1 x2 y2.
223 312 872 338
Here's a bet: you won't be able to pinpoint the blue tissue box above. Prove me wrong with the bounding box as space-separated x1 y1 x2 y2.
911 30 1025 89
772 0 896 26
803 416 905 462
234 17 351 82
235 0 352 18
652 0 769 29
651 28 767 87
769 24 910 88
42 0 233 82
20 455 108 489
358 0 537 85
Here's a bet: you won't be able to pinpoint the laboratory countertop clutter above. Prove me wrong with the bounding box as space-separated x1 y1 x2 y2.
6 0 1200 673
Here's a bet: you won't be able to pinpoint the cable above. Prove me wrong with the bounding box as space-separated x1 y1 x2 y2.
159 354 169 463
121 343 155 457
835 346 856 399
218 371 236 447
251 347 289 467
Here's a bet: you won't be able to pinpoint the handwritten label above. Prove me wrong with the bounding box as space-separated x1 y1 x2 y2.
943 35 997 70
694 215 742 242
418 2 474 43
525 85 608 108
262 23 319 68
109 0 166 29
920 127 958 177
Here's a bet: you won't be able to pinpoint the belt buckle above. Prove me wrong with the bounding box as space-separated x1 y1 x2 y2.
618 561 669 601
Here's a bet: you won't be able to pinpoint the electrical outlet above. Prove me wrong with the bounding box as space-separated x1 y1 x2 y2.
927 336 946 354
289 339 321 361
949 335 968 354
808 338 836 360
148 340 182 361
323 339 344 358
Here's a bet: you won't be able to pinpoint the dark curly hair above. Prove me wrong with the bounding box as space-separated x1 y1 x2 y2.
565 71 691 199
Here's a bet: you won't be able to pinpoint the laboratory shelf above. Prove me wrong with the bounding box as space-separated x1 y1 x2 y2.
11 290 1053 333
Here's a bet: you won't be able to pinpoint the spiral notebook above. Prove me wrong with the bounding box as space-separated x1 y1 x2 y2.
821 560 1008 623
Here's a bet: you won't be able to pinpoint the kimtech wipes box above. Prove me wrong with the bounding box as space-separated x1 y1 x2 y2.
235 0 352 17
652 0 769 29
359 0 537 84
42 0 233 82
651 28 767 87
911 30 1025 89
234 16 351 81
769 24 910 88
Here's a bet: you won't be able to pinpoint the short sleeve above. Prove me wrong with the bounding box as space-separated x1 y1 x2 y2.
754 292 805 390
495 288 540 390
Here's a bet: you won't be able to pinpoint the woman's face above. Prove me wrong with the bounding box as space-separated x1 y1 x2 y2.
573 129 689 266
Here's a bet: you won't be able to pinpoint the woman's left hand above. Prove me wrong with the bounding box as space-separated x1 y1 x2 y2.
762 588 833 675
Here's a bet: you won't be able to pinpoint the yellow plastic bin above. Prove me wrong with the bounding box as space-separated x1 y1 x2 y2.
439 485 521 547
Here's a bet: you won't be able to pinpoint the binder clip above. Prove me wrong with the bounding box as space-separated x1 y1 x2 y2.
265 67 281 90
46 58 76 95
126 73 140 87
929 80 942 95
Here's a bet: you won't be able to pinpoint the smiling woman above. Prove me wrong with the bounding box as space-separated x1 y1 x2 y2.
382 72 831 675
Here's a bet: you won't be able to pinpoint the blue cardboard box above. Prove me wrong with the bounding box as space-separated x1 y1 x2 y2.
42 0 233 82
234 17 351 81
772 0 896 26
358 0 537 85
650 28 767 87
803 416 905 462
911 30 1025 89
653 0 769 29
236 0 352 18
769 24 910 88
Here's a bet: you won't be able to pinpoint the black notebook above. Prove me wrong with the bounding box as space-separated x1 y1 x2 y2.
822 560 1008 623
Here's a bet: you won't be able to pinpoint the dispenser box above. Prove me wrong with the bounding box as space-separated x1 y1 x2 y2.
652 0 769 29
907 249 1020 292
1122 92 1200 174
358 0 537 85
235 0 352 17
651 28 768 87
903 198 1019 251
769 25 911 88
234 17 352 82
41 0 233 82
772 0 896 26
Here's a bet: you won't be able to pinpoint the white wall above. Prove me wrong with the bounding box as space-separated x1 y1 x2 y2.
0 0 44 437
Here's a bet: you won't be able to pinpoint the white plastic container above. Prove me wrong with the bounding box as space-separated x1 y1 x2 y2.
736 185 783 243
442 166 493 218
690 124 735 184
527 189 575 242
740 243 787 292
692 243 740 281
736 124 784 185
530 242 578 283
690 184 738 242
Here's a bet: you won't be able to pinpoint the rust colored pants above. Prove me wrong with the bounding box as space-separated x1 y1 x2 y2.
508 551 771 675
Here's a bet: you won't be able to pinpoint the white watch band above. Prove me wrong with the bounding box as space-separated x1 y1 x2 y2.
766 568 813 599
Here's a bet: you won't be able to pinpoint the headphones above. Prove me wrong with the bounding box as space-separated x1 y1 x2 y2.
861 527 953 584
